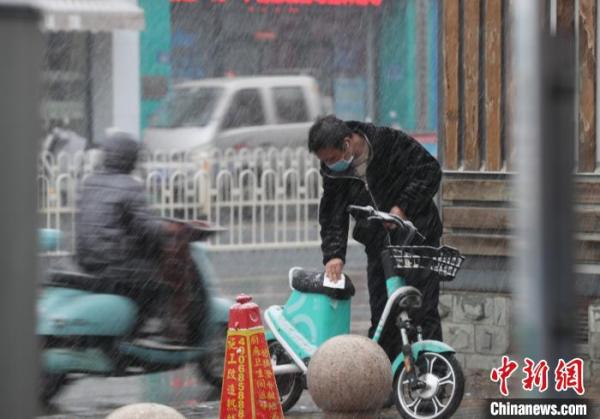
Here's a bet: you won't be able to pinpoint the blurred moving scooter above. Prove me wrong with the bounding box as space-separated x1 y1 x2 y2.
37 219 232 404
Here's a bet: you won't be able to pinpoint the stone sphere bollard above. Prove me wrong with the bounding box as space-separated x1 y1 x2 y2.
105 403 186 419
307 334 392 413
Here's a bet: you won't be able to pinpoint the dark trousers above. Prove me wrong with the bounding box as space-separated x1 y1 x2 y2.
366 250 443 357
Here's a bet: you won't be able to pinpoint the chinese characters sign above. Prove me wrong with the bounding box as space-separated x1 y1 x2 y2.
243 0 382 5
220 327 284 419
172 0 382 6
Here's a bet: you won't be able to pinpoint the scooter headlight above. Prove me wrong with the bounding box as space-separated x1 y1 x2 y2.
398 293 422 309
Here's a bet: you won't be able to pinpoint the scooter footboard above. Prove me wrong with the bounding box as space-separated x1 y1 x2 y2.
38 288 137 336
391 340 456 376
43 348 114 374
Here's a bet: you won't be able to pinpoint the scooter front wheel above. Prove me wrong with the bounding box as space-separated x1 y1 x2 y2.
394 352 464 419
268 340 304 412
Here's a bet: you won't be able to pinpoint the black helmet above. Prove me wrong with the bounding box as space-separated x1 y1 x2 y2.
102 130 139 173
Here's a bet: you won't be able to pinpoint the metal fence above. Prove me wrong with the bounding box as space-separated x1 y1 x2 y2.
38 147 324 254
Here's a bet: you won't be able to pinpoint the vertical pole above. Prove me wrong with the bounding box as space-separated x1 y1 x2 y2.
415 0 428 132
550 0 558 35
540 32 577 392
113 22 141 137
512 0 544 367
366 11 376 122
512 0 576 396
441 0 461 170
0 3 42 417
578 0 597 173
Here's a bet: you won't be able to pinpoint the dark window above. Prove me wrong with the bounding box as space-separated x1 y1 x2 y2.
222 89 265 129
273 86 309 123
148 87 223 128
43 32 92 140
142 76 168 101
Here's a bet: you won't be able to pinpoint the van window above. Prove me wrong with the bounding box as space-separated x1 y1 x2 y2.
148 87 223 128
222 89 265 129
273 86 309 123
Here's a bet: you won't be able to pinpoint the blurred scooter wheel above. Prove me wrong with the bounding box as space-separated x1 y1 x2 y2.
197 323 228 388
39 372 66 405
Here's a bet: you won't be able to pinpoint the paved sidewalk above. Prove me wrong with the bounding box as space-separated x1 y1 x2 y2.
37 269 600 418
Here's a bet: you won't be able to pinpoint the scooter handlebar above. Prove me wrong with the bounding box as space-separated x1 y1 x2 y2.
347 204 426 243
347 204 375 215
348 205 407 228
161 217 225 241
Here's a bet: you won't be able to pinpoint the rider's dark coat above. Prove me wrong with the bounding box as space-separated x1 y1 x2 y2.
319 121 443 264
75 136 164 281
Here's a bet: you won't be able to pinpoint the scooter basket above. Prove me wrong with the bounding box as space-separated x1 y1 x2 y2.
386 245 465 281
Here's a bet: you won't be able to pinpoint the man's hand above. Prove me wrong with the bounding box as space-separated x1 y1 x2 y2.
390 206 407 219
325 258 344 282
164 221 182 234
163 221 194 251
384 206 408 230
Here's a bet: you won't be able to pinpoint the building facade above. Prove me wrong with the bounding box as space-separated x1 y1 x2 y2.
42 0 144 144
140 0 439 145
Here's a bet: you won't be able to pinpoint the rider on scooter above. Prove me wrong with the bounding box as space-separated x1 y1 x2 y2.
74 130 197 348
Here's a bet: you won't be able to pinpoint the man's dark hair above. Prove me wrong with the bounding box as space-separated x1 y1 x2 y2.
308 115 353 153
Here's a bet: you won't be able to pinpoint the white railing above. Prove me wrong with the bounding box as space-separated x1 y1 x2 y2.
38 147 323 253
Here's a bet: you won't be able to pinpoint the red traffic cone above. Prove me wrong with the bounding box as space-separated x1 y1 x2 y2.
219 294 284 419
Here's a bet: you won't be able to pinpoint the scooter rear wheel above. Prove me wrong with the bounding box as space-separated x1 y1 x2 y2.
39 372 66 405
268 340 304 412
197 323 228 388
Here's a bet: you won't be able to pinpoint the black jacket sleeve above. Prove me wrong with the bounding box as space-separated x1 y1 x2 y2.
319 174 350 265
124 181 166 243
382 127 442 215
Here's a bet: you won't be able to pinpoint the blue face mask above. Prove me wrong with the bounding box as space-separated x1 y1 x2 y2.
327 155 354 172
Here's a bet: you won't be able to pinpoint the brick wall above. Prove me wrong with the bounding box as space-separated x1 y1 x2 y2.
590 303 600 375
442 291 600 377
440 291 512 371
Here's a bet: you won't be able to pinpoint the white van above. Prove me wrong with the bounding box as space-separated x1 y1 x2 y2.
143 75 323 155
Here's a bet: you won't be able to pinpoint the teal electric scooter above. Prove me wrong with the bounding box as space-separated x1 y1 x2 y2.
37 220 232 404
265 205 465 418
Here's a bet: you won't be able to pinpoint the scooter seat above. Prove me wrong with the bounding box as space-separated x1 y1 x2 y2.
46 270 174 296
291 269 355 300
47 270 99 291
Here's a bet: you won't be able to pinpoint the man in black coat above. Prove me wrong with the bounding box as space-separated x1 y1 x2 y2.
309 115 443 354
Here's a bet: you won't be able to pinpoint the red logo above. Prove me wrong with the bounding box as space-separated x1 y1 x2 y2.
522 358 549 392
554 358 585 396
490 356 519 396
491 356 586 397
